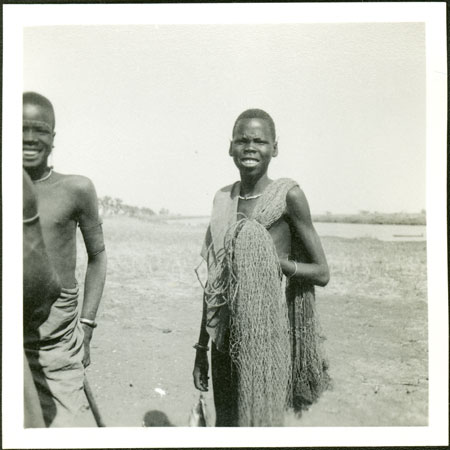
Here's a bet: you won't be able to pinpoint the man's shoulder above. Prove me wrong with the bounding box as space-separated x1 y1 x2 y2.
214 181 239 199
284 181 310 218
286 184 304 201
281 179 301 196
53 172 96 193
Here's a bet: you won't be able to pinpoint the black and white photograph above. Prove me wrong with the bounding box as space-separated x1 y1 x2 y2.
2 2 448 448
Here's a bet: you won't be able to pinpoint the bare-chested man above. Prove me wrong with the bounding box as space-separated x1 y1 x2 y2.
193 109 330 426
23 92 107 427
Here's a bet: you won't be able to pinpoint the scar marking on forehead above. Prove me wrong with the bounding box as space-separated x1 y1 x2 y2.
23 120 53 133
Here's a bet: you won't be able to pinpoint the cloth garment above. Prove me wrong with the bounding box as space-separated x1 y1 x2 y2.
211 340 238 427
24 286 96 427
24 352 45 428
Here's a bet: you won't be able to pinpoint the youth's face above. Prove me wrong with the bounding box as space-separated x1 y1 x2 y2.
229 118 278 178
22 102 55 170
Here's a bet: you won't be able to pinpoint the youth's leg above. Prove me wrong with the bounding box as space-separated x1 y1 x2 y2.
211 342 238 426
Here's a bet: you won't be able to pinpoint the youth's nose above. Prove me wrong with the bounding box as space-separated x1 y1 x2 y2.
23 128 37 142
243 140 257 152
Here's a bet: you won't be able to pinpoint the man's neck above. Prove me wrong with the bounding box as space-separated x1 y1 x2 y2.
26 166 51 182
239 173 271 196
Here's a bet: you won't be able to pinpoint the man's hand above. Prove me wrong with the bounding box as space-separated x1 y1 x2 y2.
193 350 209 391
82 324 93 368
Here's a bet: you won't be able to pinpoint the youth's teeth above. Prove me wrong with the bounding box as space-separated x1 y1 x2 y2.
23 150 39 157
242 159 258 167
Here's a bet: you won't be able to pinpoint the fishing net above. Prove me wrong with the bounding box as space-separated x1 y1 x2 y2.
287 281 330 412
202 178 330 425
218 218 291 426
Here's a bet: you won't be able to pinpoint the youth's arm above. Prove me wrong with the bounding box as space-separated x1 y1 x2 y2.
193 296 210 392
193 226 211 391
76 177 107 367
197 296 210 348
281 186 330 286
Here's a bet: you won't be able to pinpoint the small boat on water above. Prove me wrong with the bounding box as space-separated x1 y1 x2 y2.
393 233 424 238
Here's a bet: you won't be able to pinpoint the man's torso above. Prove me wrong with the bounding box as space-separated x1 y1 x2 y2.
33 171 84 287
237 190 292 261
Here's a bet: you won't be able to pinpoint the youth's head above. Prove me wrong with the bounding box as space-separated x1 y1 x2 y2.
229 109 278 178
23 92 56 171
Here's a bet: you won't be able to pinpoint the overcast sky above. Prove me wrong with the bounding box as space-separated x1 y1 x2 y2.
24 23 425 216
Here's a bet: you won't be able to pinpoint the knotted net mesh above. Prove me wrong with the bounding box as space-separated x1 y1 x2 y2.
202 178 330 425
221 218 291 426
287 281 330 412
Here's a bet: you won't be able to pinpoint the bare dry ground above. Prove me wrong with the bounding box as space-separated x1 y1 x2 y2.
76 216 428 427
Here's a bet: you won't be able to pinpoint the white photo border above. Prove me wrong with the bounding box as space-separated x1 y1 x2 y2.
2 2 448 448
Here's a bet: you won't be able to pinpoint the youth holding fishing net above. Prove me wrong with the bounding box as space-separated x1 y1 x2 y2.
192 109 331 427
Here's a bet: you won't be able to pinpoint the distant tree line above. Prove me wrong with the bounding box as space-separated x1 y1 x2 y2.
313 210 426 226
98 196 159 219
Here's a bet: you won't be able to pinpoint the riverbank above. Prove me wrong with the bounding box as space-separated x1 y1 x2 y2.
102 211 426 226
77 216 428 427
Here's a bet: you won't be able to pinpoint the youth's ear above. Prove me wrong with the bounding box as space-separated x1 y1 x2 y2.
228 140 233 156
272 141 278 157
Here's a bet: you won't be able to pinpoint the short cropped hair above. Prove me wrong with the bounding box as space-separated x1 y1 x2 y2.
23 92 56 129
232 109 276 140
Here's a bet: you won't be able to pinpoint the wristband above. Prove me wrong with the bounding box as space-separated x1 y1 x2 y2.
287 260 298 279
23 213 39 224
193 343 209 352
80 318 97 328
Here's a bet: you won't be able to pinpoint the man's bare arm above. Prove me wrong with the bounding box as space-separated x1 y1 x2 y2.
76 177 107 367
193 296 210 392
23 170 61 328
281 186 330 287
193 226 211 392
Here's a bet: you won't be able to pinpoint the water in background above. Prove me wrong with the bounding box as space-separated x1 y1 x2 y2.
314 222 425 242
167 217 426 242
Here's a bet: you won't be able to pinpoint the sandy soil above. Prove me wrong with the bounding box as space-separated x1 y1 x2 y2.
76 216 428 427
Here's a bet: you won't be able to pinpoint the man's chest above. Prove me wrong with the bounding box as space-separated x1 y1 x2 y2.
237 199 258 219
237 199 292 255
35 185 78 230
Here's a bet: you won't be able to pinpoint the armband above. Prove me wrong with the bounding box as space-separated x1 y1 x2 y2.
23 213 39 225
193 343 209 352
80 223 106 257
80 318 97 328
79 222 103 230
88 245 106 257
287 260 298 279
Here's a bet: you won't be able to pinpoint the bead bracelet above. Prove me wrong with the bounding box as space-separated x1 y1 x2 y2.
193 343 209 352
287 260 298 279
80 318 97 328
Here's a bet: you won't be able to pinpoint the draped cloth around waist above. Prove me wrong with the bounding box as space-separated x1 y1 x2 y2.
25 286 84 370
24 286 95 427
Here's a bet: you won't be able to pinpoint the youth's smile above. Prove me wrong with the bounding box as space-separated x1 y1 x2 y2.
230 118 277 177
23 146 44 160
240 156 260 168
22 104 55 170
